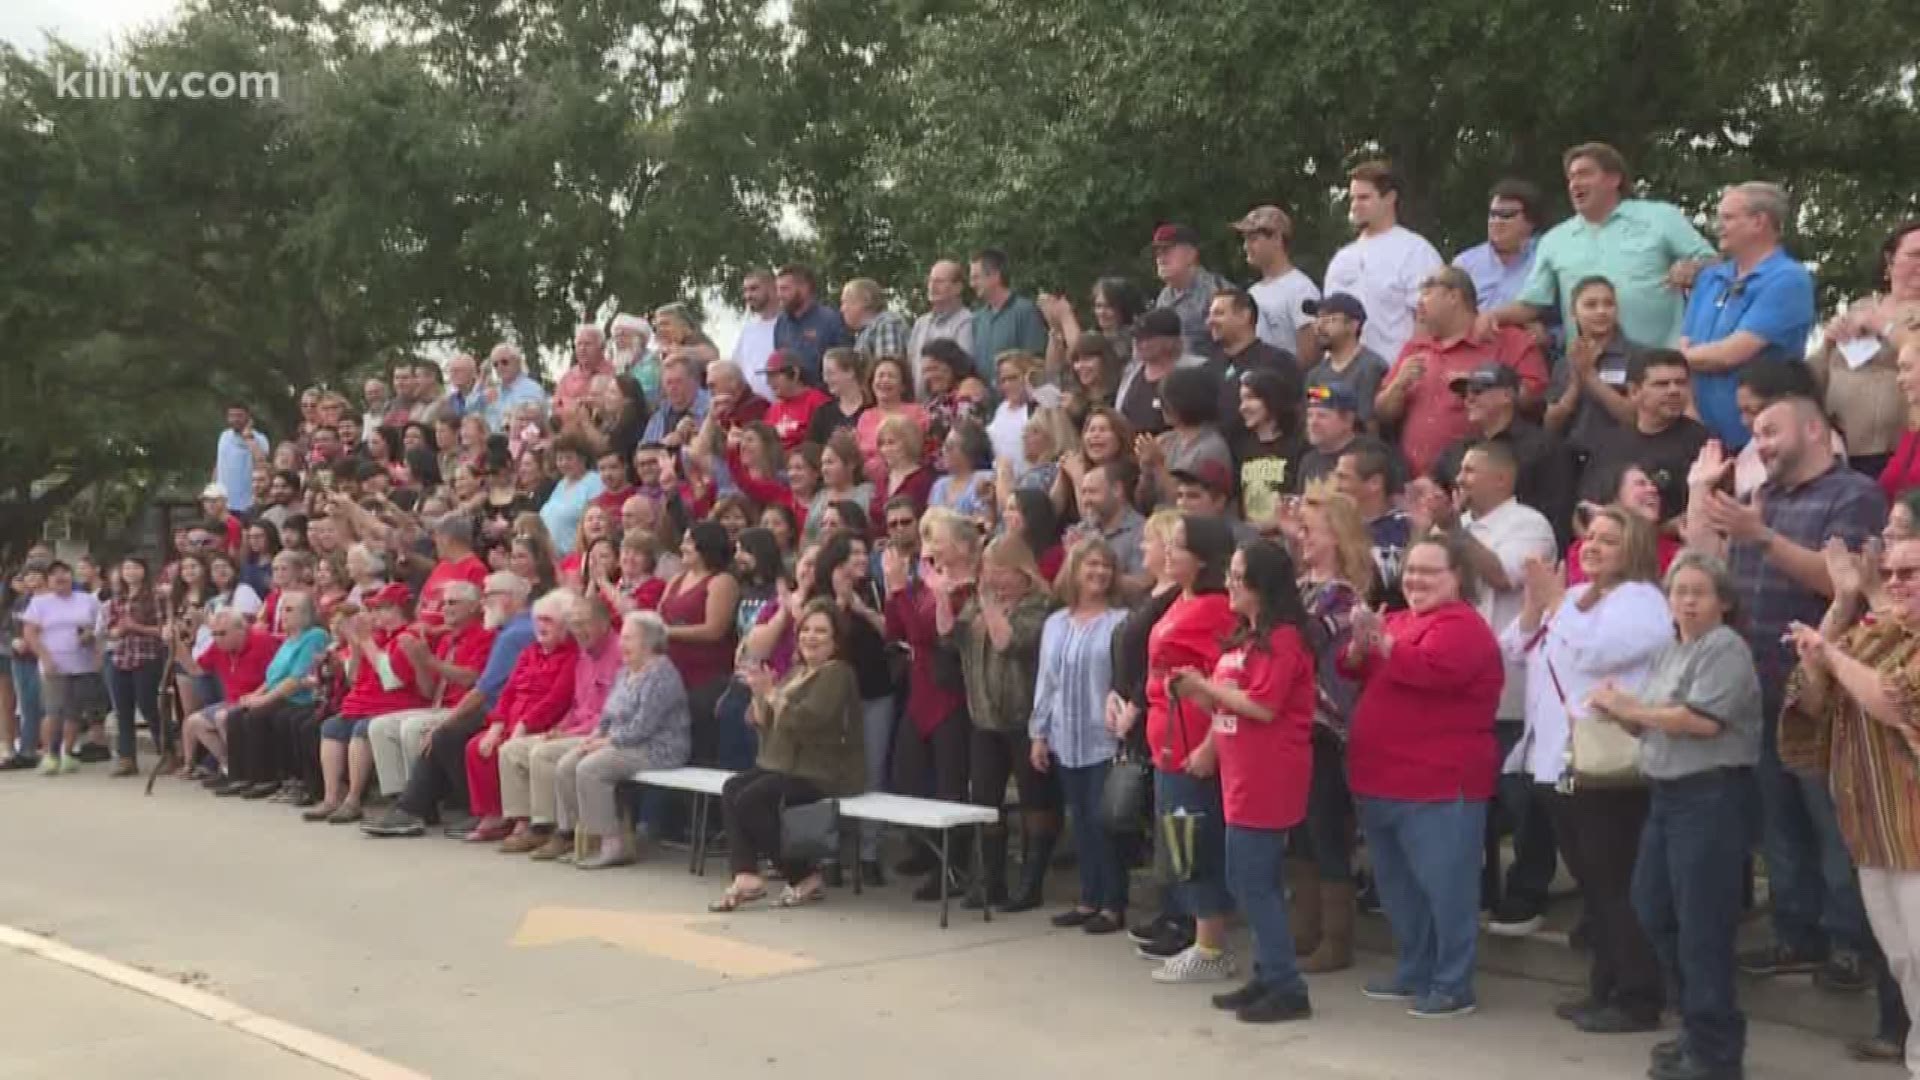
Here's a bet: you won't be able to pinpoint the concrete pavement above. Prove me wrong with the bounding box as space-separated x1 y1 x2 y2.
0 767 1891 1079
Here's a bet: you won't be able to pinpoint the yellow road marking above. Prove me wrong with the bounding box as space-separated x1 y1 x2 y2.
510 906 816 979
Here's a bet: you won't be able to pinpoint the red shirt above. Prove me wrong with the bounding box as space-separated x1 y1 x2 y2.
489 637 579 733
415 555 488 631
1037 543 1065 584
1386 327 1547 477
869 466 936 540
260 589 285 635
340 627 429 719
1211 627 1316 830
717 393 771 432
727 446 805 530
1881 428 1920 502
194 629 281 700
593 485 636 516
217 514 244 556
432 620 497 707
767 388 830 450
629 577 666 612
1339 600 1503 802
886 581 969 736
1145 592 1236 773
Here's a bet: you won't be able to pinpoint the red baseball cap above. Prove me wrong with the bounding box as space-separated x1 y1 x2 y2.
364 582 413 610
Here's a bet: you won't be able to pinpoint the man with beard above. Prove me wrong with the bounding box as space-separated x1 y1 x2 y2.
773 263 851 385
1686 394 1884 996
1574 349 1709 519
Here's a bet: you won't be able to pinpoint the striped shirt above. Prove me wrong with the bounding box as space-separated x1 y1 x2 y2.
1781 617 1920 870
1029 606 1128 768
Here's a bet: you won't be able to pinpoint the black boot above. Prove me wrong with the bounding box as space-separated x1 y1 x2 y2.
965 828 1009 910
1001 831 1056 913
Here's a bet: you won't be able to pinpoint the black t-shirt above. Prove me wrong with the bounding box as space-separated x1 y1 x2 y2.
1577 416 1710 522
1205 339 1303 441
1118 369 1170 436
1232 429 1305 525
807 399 868 447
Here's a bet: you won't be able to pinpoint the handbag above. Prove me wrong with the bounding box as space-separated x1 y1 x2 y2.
1541 633 1642 789
778 798 841 864
1099 747 1152 833
1155 682 1212 882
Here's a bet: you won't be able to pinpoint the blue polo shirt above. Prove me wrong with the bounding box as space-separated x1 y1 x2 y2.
475 612 535 710
774 302 851 385
1684 248 1816 451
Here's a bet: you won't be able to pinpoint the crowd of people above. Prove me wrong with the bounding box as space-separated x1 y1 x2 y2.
5 139 1920 1080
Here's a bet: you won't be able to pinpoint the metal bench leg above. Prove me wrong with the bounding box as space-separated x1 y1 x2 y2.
978 822 992 923
690 793 709 876
939 828 951 929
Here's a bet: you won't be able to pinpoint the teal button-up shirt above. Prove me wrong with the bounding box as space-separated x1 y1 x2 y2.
970 294 1048 371
1519 200 1715 348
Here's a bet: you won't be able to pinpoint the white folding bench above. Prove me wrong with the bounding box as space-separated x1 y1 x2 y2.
633 767 736 875
838 792 1000 928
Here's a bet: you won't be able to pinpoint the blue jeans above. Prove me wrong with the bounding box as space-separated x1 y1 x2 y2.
9 657 44 755
1757 669 1868 954
1228 825 1309 994
857 696 895 862
1634 769 1756 1069
1358 795 1486 1000
107 660 165 761
1155 769 1231 918
1058 760 1126 911
713 680 759 771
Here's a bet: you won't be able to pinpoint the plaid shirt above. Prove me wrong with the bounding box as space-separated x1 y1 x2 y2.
1730 463 1885 688
109 593 168 669
855 310 911 362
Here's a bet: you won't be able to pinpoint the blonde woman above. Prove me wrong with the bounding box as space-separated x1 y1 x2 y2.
868 414 934 540
945 534 1055 911
1277 482 1377 972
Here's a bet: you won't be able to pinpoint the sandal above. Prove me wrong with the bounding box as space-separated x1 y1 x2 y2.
707 886 767 913
774 885 826 908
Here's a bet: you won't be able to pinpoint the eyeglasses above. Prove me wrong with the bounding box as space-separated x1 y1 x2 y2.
1887 566 1920 583
1487 208 1524 221
887 519 915 529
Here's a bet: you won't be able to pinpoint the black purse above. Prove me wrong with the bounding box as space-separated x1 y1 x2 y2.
779 798 841 864
1099 746 1152 833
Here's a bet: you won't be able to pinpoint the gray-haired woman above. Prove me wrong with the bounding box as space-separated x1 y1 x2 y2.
554 612 692 869
1586 551 1762 1080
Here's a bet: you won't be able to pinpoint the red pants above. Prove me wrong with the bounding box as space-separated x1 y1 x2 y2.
464 726 505 817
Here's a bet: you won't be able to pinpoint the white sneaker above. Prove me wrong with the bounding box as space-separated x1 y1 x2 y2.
1150 945 1237 984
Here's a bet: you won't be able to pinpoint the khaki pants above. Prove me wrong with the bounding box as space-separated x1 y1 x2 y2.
367 708 447 796
499 735 584 825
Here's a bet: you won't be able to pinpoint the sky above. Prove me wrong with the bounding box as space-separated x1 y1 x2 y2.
1 0 179 53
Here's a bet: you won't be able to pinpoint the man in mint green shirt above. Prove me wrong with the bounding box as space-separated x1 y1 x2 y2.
1480 142 1715 348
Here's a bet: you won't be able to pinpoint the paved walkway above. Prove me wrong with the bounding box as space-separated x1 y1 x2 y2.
0 767 1892 1078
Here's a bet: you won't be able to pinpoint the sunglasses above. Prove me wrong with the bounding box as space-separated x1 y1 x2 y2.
1488 208 1524 221
1887 566 1920 583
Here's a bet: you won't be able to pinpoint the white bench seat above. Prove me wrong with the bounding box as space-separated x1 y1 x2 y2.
632 767 735 796
838 793 998 830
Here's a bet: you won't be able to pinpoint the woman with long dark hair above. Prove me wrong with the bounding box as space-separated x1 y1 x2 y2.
1121 514 1240 982
1171 540 1317 1022
1041 276 1145 384
1003 486 1065 582
660 520 741 762
104 557 168 776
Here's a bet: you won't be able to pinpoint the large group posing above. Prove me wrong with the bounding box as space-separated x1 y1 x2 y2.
5 140 1920 1080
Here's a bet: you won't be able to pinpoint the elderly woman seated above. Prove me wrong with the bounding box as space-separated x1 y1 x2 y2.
708 599 866 910
552 611 693 868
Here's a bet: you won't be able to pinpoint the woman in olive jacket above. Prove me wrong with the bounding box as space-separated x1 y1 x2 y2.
709 599 866 911
945 534 1057 912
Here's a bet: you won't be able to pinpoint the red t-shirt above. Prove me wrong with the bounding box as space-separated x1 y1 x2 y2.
1339 600 1503 802
195 629 282 700
1211 626 1316 830
490 637 580 733
593 485 636 516
415 555 488 630
767 388 830 450
1037 543 1065 584
629 577 666 612
340 627 429 719
432 621 497 707
1145 592 1236 772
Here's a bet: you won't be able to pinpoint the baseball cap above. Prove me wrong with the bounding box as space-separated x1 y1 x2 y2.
1230 206 1293 237
199 482 229 502
765 349 800 376
364 582 413 609
1169 458 1234 497
1302 292 1367 323
1449 363 1521 394
1305 382 1360 413
1147 223 1201 250
1134 308 1184 341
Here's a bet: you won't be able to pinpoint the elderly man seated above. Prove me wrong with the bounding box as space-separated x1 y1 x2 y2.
364 581 494 799
180 609 280 785
217 591 330 798
495 593 622 856
458 589 580 842
555 611 692 868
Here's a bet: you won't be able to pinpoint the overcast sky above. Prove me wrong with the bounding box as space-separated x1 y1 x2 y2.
1 0 179 53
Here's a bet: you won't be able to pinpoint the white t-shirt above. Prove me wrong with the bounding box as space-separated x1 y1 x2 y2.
987 401 1031 476
731 313 780 401
1249 268 1321 352
1323 225 1444 363
1462 498 1557 722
